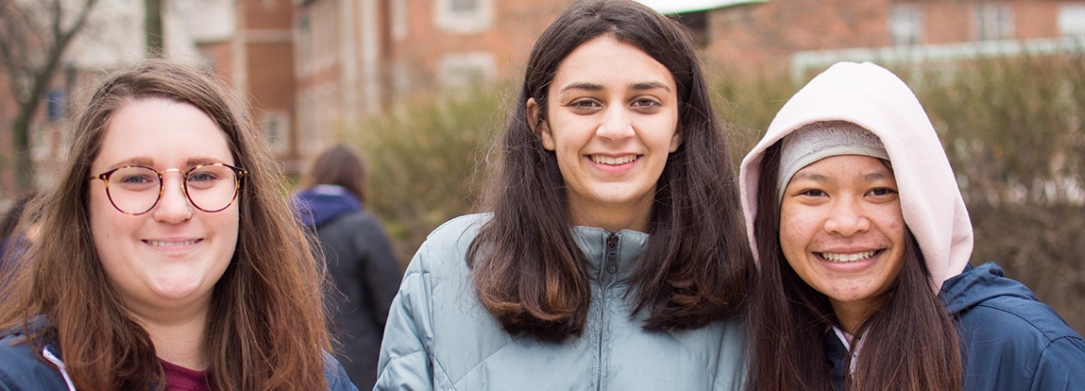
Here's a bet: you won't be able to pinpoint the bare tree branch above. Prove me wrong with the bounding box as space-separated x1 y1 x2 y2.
0 0 101 192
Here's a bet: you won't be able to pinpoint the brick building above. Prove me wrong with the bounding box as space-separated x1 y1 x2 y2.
289 0 1085 157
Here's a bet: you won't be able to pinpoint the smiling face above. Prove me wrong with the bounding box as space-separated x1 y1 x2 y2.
529 35 681 232
779 154 906 332
88 98 239 319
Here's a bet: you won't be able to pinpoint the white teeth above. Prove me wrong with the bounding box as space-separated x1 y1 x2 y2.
147 240 198 247
591 155 637 165
819 251 876 263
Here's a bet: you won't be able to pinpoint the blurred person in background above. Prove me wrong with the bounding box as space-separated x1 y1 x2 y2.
374 0 753 389
740 61 1085 391
0 194 35 277
293 144 402 390
0 60 357 390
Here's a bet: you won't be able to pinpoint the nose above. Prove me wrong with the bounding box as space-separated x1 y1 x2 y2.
596 105 634 142
152 170 193 223
823 196 870 237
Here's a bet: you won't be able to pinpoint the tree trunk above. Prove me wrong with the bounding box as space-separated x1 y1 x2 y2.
145 0 163 57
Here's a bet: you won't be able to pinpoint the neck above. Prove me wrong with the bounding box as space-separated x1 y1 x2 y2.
125 298 212 370
829 298 884 336
567 194 653 233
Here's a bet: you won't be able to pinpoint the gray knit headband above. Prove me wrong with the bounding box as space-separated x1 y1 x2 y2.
777 121 889 201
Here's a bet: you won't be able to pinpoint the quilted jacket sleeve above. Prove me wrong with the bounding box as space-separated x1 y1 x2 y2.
1029 335 1085 391
373 249 435 391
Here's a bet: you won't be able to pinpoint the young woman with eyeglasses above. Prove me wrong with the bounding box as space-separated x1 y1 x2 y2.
0 60 357 390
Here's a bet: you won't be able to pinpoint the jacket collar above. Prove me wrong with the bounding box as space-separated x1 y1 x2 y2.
571 226 648 282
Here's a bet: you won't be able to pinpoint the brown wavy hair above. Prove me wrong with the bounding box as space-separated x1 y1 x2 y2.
301 144 369 205
745 141 962 391
0 60 332 390
466 0 753 342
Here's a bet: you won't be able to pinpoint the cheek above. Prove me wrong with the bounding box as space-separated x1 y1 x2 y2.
778 205 815 255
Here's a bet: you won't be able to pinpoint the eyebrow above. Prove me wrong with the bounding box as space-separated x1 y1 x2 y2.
792 169 894 183
629 81 671 92
109 156 230 169
559 82 603 93
558 81 672 94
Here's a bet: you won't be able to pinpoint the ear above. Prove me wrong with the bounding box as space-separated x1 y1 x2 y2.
669 124 684 152
527 98 555 151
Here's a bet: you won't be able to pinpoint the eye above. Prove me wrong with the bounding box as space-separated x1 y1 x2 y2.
631 97 661 108
867 187 898 197
188 170 220 182
186 166 229 190
110 167 158 190
567 99 601 110
798 189 826 198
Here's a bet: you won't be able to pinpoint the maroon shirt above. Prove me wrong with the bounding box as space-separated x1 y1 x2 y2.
160 359 212 391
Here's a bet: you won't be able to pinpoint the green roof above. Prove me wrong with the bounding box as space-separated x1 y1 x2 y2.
635 0 767 14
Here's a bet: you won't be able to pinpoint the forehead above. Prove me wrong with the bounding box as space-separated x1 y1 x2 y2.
94 98 233 168
793 155 894 182
549 35 673 91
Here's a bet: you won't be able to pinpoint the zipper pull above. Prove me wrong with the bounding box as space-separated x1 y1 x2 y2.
605 232 619 274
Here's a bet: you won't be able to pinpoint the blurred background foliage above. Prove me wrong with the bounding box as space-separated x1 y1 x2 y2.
343 55 1085 335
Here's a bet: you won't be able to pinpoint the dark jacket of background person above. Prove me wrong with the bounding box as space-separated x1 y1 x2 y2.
294 183 401 389
0 195 33 277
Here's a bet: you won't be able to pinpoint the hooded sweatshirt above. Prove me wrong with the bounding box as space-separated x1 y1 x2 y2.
739 61 1085 390
292 184 402 390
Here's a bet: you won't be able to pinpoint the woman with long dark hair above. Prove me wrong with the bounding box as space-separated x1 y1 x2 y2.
740 61 1085 391
375 0 752 389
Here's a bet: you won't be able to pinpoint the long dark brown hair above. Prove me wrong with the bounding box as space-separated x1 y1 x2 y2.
0 60 333 390
466 0 752 342
301 144 369 205
745 142 962 391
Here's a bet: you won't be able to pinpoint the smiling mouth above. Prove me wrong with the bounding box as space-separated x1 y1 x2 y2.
590 155 639 165
145 239 201 247
818 250 878 263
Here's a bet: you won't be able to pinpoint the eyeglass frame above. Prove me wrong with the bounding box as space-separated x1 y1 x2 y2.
90 163 248 216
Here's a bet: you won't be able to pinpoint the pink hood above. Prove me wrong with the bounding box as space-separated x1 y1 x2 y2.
738 61 973 286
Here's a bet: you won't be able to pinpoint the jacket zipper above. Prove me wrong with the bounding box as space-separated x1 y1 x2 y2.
596 231 620 391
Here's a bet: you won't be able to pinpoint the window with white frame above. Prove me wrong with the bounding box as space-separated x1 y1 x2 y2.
1058 4 1085 37
392 0 408 40
890 4 923 46
260 111 290 155
435 0 492 33
972 4 1014 41
438 53 495 88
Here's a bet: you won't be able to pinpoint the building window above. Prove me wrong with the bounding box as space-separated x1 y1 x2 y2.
450 0 477 13
890 4 923 46
438 53 495 88
435 0 492 33
972 4 1014 41
260 111 290 155
1058 5 1085 37
392 0 408 40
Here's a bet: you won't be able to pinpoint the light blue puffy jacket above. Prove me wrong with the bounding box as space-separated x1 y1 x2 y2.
375 214 747 391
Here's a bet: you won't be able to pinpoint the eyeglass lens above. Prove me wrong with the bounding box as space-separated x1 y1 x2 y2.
105 165 240 214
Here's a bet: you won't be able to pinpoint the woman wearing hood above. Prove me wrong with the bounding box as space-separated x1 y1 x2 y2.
740 61 1085 391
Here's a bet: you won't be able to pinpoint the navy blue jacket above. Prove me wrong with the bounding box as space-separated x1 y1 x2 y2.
942 262 1085 390
293 185 401 390
0 323 359 390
